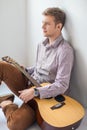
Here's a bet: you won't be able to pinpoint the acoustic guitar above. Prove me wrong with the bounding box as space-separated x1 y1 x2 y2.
2 56 85 130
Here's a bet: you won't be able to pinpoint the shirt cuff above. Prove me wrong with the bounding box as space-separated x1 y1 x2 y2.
37 85 51 99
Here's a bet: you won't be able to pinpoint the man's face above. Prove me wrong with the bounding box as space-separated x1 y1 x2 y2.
42 15 61 38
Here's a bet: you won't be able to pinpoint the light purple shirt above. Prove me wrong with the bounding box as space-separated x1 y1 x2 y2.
27 34 74 99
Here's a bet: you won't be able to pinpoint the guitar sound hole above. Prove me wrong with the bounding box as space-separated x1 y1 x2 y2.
55 95 65 102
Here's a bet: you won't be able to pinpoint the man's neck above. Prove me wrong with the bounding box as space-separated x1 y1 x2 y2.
48 33 61 45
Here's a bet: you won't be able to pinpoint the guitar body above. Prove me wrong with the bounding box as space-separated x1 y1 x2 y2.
35 95 84 130
40 120 81 130
2 56 85 130
37 112 82 130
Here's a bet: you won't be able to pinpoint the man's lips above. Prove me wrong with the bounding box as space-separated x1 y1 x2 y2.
43 30 47 33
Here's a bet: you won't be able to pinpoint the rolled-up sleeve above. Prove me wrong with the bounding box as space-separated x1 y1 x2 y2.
37 46 74 99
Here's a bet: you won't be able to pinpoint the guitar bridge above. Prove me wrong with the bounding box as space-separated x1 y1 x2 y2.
51 102 65 110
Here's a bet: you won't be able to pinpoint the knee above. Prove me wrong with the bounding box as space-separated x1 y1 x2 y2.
7 111 36 130
7 118 21 130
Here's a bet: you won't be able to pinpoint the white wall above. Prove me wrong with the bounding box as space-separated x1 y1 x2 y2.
27 0 87 107
0 0 27 65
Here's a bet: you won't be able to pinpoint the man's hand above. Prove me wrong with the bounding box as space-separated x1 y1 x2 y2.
18 88 34 103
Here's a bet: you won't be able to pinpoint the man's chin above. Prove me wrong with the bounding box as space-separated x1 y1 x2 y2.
43 34 48 37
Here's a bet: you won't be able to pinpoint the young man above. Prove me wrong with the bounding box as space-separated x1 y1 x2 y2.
0 7 74 130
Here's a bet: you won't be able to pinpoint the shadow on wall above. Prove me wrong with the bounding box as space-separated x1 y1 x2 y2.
69 50 87 108
64 11 87 108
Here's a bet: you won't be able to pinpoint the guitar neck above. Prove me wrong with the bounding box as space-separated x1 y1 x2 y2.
14 62 41 87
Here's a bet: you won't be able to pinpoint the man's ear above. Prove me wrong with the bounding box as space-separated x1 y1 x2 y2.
57 23 63 30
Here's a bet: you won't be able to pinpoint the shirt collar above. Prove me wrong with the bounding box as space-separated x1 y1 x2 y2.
42 34 64 49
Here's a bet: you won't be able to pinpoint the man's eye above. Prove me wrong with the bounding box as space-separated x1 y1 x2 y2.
45 23 50 25
42 22 51 26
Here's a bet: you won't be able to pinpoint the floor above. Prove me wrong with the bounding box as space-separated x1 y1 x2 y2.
0 82 87 130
